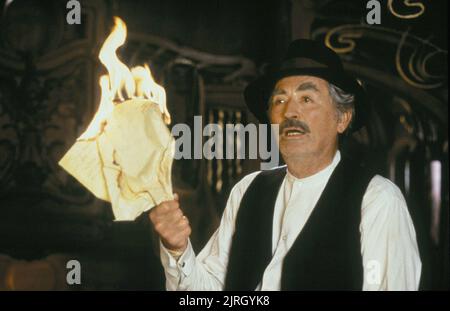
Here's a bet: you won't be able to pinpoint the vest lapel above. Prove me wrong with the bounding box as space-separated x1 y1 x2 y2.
224 166 286 290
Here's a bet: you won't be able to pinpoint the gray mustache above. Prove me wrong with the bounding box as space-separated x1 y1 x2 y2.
279 118 311 134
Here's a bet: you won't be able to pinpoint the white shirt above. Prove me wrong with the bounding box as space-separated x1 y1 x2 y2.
160 151 422 290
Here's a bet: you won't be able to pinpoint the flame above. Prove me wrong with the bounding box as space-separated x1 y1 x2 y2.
131 64 170 123
78 75 114 140
78 16 170 140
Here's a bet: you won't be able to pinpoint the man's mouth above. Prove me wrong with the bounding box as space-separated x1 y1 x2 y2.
282 127 307 137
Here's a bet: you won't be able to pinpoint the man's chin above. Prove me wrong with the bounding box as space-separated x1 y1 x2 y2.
280 143 311 159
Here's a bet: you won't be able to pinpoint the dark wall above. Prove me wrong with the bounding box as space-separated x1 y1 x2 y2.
114 0 291 64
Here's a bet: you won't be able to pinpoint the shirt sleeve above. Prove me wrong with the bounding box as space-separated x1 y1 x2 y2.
159 171 261 290
360 175 422 291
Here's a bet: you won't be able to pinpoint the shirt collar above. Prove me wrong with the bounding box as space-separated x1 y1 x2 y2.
286 150 341 185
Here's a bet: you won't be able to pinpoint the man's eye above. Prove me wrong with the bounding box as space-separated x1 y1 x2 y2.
303 96 312 103
275 99 286 105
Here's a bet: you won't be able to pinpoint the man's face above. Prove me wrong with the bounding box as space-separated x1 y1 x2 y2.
269 75 350 161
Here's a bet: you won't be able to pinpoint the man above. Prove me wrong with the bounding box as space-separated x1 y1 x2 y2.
149 39 422 290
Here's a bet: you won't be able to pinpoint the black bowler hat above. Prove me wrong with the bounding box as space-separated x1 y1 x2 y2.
244 39 366 132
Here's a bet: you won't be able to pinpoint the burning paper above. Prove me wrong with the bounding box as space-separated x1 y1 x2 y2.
59 17 174 221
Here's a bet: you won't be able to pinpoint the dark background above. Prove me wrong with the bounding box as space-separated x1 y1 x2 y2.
0 0 447 290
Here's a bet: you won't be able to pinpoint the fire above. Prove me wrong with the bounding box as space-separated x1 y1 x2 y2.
78 16 170 140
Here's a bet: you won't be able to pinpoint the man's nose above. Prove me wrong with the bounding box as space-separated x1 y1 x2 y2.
283 99 299 119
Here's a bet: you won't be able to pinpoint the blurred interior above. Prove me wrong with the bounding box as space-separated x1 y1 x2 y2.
0 0 447 290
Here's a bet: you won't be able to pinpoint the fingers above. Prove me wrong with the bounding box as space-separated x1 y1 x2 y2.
150 199 180 221
148 193 191 252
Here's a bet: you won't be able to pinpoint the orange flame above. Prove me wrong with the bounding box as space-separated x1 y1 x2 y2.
78 16 170 140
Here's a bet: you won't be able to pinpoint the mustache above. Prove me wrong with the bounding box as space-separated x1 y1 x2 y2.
279 118 311 134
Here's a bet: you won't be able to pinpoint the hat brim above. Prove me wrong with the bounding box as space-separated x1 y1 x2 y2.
244 68 367 132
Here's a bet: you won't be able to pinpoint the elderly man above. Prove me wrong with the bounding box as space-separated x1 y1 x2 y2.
149 39 422 290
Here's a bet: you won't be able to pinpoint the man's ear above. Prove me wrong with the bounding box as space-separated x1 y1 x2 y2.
337 110 353 134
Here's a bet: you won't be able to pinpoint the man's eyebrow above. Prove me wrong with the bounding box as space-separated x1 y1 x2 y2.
271 89 286 96
296 82 320 93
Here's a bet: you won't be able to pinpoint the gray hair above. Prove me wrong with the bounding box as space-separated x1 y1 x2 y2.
328 83 355 132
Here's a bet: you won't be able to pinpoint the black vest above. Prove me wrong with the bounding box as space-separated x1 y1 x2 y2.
224 157 374 290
